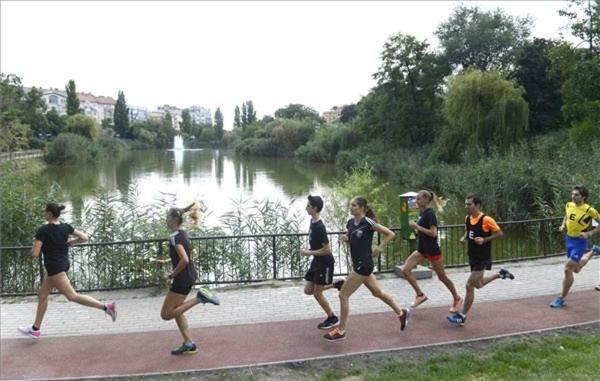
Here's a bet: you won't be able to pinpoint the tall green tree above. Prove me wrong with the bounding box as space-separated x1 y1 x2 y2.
353 33 449 146
65 79 81 116
214 107 224 140
234 105 241 128
46 108 66 136
22 87 49 135
432 69 529 162
274 104 321 121
246 100 257 124
241 102 248 130
551 1 600 140
163 112 173 130
113 90 130 138
180 109 192 134
560 0 599 54
340 104 357 124
0 74 29 151
435 5 532 72
512 38 563 134
0 73 25 123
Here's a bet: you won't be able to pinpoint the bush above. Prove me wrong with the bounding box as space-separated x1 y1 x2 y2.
233 119 316 157
294 124 352 162
45 133 93 164
95 136 128 159
0 161 62 245
136 128 156 145
295 144 331 162
221 130 240 147
199 127 215 142
235 137 279 156
569 118 600 148
45 133 128 165
271 119 315 152
66 114 99 140
27 137 47 150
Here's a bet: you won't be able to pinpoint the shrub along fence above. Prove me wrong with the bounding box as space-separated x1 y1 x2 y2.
2 217 586 296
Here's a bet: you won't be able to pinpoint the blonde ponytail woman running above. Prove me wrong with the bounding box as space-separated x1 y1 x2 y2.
402 190 462 313
155 203 220 355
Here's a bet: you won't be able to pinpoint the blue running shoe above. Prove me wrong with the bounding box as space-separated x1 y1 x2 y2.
197 288 220 305
446 313 466 326
549 296 565 308
171 342 197 355
591 245 600 256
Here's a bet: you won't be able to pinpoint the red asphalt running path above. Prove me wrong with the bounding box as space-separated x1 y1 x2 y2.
1 290 599 381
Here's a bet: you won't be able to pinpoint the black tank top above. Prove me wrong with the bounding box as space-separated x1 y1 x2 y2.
465 214 492 257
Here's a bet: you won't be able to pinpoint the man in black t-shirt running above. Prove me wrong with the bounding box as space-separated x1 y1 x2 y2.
301 195 344 330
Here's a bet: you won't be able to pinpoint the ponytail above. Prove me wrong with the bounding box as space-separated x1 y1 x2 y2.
183 202 203 226
168 202 204 227
365 206 378 222
45 203 66 218
418 190 447 214
354 197 378 222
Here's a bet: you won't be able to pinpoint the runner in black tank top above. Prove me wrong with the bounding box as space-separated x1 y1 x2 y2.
447 194 514 327
401 190 461 314
323 197 410 342
466 213 492 269
18 203 117 340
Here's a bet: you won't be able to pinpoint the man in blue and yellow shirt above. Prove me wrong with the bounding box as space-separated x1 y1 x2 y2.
550 186 600 308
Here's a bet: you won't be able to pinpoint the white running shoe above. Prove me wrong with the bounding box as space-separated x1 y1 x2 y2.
18 325 41 340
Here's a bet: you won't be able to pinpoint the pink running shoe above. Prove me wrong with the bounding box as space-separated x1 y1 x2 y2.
449 297 462 313
18 325 41 340
104 301 117 322
411 294 428 308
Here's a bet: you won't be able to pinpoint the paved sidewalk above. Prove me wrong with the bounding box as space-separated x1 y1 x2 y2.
1 291 598 380
1 257 598 339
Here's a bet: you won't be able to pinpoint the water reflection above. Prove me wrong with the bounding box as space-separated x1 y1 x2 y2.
41 149 343 227
172 148 184 171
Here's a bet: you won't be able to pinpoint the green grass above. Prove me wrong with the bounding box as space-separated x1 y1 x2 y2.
319 333 600 381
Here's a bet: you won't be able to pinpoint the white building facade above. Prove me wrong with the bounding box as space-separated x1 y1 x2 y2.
77 92 116 124
129 106 149 123
188 105 212 125
40 89 68 115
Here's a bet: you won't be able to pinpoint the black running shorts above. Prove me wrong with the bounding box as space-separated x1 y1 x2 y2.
468 254 492 272
353 260 374 276
170 280 193 295
304 263 334 285
46 262 70 277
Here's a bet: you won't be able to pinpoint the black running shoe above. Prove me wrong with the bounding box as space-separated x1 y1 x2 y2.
333 279 345 291
171 342 197 355
499 268 515 280
318 315 339 330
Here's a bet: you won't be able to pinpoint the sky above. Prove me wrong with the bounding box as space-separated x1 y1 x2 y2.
1 1 578 129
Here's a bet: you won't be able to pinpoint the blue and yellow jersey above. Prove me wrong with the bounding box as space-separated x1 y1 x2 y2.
565 202 599 237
